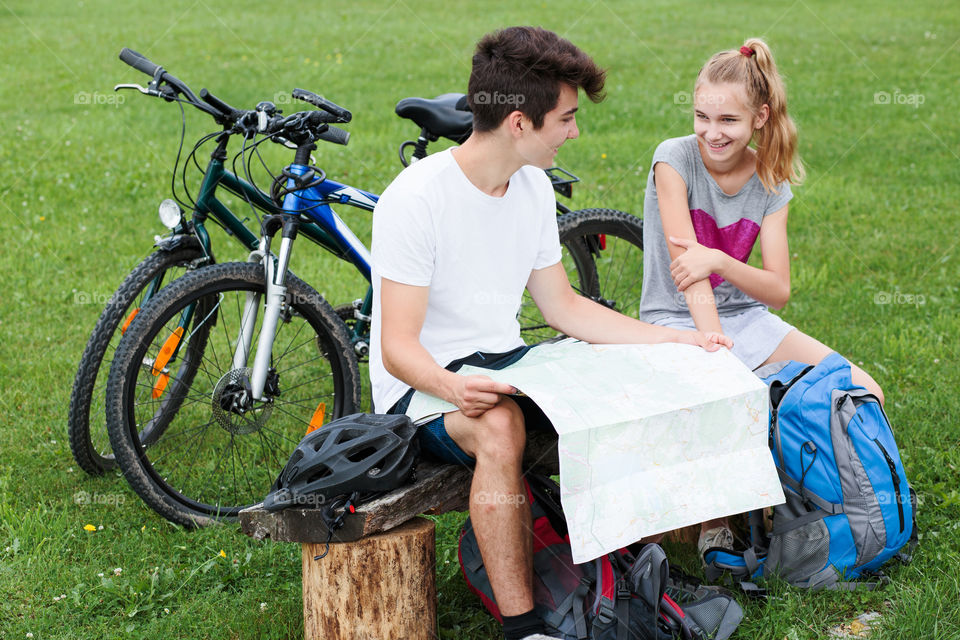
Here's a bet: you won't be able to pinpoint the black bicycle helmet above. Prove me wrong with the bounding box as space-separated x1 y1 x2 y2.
263 413 419 512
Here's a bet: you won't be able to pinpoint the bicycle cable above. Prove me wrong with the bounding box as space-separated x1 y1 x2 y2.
168 99 192 212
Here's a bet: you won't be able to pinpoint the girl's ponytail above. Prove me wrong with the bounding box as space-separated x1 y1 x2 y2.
696 38 805 192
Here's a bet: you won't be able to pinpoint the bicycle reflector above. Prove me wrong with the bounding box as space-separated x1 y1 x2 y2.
158 198 183 229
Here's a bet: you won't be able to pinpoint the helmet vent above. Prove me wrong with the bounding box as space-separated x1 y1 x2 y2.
347 446 378 462
305 466 333 484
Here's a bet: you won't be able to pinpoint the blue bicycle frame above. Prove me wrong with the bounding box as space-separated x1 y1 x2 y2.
282 163 377 282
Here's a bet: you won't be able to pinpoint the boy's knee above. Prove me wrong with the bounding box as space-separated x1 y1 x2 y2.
474 402 526 462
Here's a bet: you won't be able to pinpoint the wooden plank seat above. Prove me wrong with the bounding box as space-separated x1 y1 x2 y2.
238 430 560 640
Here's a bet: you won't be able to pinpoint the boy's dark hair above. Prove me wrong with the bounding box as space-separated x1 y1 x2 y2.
467 26 606 132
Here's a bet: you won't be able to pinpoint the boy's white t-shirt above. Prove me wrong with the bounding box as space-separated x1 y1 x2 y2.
370 148 561 412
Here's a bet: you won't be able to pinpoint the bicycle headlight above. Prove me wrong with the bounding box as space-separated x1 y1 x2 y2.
158 199 183 229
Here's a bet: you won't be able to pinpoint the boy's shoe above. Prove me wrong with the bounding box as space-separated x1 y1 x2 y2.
520 635 563 640
698 526 734 563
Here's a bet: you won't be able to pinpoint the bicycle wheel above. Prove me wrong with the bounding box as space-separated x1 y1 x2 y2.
106 261 362 527
68 242 207 475
517 208 644 343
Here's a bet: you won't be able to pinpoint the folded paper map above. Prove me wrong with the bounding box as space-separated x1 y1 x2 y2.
405 341 785 563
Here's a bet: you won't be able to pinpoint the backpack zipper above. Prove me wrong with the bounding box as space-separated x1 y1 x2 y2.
873 437 905 534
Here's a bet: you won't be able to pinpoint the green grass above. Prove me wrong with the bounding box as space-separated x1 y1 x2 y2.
1 0 959 637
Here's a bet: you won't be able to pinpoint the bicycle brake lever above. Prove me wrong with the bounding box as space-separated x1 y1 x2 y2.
114 83 155 95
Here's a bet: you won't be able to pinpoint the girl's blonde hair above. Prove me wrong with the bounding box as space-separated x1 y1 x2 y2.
695 38 805 192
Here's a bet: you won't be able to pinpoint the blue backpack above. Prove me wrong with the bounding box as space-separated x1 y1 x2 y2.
703 353 917 590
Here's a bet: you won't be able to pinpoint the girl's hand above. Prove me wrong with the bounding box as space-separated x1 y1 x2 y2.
669 236 724 290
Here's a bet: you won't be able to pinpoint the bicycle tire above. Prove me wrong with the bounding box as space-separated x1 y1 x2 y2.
517 208 644 343
106 261 362 527
68 242 207 475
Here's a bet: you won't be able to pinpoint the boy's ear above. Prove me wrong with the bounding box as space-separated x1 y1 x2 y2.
506 109 526 137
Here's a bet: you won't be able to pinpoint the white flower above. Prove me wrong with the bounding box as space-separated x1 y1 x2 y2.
114 567 122 576
97 572 104 578
260 602 267 611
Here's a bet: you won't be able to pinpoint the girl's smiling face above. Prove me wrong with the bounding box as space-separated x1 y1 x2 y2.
693 81 768 169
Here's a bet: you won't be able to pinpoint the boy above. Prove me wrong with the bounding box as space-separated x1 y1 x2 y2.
371 26 731 640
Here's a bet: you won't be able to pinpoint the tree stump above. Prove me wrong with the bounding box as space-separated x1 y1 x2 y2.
301 516 437 640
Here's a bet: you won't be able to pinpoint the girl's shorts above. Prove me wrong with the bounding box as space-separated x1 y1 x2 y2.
653 306 795 370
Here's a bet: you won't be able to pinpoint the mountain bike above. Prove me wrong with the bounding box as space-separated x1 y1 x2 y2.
67 50 612 477
95 50 644 527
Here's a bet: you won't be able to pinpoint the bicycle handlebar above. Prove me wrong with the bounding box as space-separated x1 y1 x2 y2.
118 48 350 148
317 125 350 146
199 88 242 122
292 88 352 123
119 47 161 78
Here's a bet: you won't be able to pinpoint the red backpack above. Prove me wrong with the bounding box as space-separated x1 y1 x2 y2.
458 473 743 640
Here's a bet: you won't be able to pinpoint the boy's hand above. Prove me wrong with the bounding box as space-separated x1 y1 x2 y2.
674 329 733 352
452 375 518 418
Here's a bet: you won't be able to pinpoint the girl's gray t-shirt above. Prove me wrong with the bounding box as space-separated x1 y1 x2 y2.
638 135 793 323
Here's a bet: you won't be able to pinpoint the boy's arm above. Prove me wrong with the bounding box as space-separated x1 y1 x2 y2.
524 263 731 350
653 162 724 333
379 277 516 418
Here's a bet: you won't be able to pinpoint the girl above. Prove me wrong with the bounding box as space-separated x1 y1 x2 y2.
639 38 884 559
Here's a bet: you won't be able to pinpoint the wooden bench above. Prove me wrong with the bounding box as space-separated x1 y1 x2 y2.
239 431 561 640
239 429 704 639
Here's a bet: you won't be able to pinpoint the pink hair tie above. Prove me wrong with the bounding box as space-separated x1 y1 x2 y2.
740 46 755 57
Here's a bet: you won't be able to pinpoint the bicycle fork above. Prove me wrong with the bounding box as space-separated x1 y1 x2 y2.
233 214 299 402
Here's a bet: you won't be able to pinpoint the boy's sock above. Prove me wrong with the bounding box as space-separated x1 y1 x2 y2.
502 609 545 640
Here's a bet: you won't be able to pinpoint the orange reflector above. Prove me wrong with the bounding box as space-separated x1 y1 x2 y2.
151 327 184 376
306 402 327 434
120 308 140 335
152 373 170 399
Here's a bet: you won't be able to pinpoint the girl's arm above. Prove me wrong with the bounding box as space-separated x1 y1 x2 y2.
653 162 723 333
669 204 791 309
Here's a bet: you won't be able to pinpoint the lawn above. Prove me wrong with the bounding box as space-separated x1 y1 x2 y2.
1 0 958 638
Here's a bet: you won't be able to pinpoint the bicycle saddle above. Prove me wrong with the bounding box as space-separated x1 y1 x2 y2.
395 93 472 142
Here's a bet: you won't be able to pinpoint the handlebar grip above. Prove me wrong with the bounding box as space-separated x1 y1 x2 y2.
291 88 352 122
119 48 160 77
317 125 350 146
199 88 239 121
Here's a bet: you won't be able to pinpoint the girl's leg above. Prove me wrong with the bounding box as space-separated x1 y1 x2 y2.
759 329 885 405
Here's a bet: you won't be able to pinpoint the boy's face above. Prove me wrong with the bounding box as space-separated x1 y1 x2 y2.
518 83 580 169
